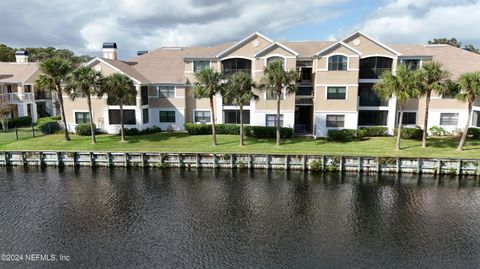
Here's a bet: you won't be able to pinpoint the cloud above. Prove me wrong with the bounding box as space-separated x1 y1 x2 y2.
360 0 480 45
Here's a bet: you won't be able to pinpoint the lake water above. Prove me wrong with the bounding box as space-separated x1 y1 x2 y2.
1 167 480 269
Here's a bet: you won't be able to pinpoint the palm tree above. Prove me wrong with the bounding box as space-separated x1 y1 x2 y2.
35 57 74 141
224 72 256 146
258 61 299 146
193 68 224 146
455 72 480 151
374 64 421 150
101 73 136 142
418 61 450 147
65 66 104 144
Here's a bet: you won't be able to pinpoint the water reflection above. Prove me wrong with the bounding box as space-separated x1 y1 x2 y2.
1 167 480 268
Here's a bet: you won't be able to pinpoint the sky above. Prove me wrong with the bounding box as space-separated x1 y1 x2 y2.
1 0 480 58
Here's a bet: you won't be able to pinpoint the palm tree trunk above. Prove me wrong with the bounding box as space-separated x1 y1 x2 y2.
119 102 125 142
56 84 70 141
276 90 281 146
396 106 404 151
457 102 473 151
209 96 217 146
422 90 431 148
87 95 96 144
239 104 244 146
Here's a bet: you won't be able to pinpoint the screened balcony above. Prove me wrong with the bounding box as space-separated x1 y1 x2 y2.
359 57 393 79
221 58 252 76
358 84 388 106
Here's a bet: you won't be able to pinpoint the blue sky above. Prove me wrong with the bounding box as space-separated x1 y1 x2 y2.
0 0 479 58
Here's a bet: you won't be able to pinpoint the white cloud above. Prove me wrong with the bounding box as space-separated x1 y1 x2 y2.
360 0 480 45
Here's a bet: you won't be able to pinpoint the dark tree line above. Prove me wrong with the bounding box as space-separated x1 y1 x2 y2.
0 43 92 64
428 38 480 54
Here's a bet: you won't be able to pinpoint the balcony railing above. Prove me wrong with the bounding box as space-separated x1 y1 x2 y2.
296 86 313 96
23 93 34 102
295 98 313 105
222 69 252 76
359 68 391 79
35 91 52 100
0 93 20 103
294 124 315 134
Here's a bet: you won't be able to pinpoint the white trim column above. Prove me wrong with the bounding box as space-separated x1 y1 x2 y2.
386 96 397 134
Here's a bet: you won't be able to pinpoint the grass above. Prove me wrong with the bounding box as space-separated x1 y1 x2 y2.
1 131 480 158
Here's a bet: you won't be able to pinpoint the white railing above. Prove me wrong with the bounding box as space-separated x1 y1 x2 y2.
0 93 20 103
23 93 34 102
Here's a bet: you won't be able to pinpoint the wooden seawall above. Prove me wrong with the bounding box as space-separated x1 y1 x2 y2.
1 151 479 175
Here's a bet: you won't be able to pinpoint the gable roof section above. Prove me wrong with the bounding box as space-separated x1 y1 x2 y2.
254 42 299 57
315 41 362 56
0 62 40 83
390 44 480 79
343 31 401 56
85 57 149 84
216 32 273 58
282 41 335 58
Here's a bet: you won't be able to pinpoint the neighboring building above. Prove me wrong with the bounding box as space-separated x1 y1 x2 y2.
0 51 57 122
60 31 480 136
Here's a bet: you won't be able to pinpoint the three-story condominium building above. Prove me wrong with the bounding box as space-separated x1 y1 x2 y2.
5 31 480 136
0 51 57 122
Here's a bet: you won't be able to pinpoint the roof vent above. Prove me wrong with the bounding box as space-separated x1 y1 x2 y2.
15 50 29 63
137 50 148 56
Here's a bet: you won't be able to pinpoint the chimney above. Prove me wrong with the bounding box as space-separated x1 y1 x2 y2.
15 50 29 63
137 50 148 56
102 42 117 60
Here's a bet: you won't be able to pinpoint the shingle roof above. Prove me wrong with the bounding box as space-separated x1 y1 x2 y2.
0 62 39 83
98 57 150 84
282 41 336 58
391 44 480 78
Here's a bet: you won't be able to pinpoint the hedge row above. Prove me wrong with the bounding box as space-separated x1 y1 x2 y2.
0 116 32 129
184 123 293 138
122 126 162 136
327 129 366 142
75 124 97 136
393 127 423 140
359 126 388 137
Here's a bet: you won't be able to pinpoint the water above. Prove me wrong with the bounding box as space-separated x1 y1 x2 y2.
1 167 480 269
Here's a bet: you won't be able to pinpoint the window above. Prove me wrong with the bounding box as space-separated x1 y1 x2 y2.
358 84 388 106
266 90 285 100
194 111 211 123
141 86 148 105
266 114 283 127
327 87 347 100
158 86 175 98
75 112 90 124
24 85 32 93
326 115 345 128
358 111 388 126
193 60 210 72
398 112 416 125
143 108 149 124
328 55 348 71
402 59 420 70
159 111 176 123
266 56 284 68
108 109 136 125
224 110 250 124
440 113 459 125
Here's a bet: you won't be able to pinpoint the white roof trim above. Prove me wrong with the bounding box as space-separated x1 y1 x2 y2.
85 57 142 84
216 32 273 58
315 41 362 56
342 31 402 56
254 42 299 57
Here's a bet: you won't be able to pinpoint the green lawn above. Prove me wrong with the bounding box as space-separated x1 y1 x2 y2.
1 131 480 158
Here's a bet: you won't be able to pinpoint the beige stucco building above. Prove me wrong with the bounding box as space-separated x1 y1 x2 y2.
3 31 480 137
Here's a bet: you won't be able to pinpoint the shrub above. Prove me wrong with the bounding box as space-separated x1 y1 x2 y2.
360 126 388 137
309 159 323 171
327 129 361 142
429 126 447 136
7 116 32 128
394 127 423 140
122 126 162 136
36 116 61 134
468 127 480 139
184 123 241 135
75 123 96 136
244 126 293 138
